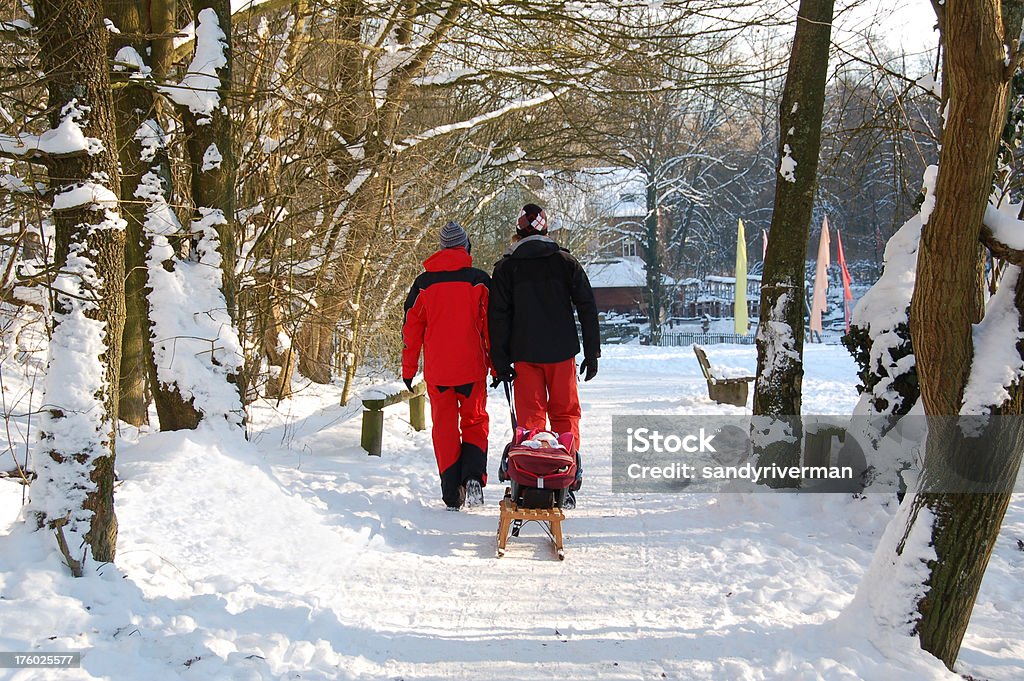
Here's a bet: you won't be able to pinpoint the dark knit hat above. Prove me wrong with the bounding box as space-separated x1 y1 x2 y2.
516 204 548 237
439 220 469 250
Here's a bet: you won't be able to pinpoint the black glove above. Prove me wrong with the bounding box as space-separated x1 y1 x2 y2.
490 367 516 389
579 357 598 382
403 377 414 392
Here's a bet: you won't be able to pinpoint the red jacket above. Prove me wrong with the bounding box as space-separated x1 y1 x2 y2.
402 248 491 386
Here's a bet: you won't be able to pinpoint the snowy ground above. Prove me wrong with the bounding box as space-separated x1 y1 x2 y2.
1 344 1022 680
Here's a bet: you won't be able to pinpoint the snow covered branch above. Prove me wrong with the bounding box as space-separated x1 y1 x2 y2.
980 201 1024 266
0 101 104 161
393 89 563 151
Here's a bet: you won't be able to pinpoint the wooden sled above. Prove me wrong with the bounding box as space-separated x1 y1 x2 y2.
496 487 565 560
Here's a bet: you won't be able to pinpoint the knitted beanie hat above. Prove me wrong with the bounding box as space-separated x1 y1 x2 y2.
516 204 548 237
439 220 469 250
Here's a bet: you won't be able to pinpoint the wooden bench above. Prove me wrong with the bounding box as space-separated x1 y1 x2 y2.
361 382 427 456
693 345 755 407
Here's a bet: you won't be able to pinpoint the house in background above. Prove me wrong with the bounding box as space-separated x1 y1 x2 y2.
585 256 677 316
572 167 649 259
681 275 762 319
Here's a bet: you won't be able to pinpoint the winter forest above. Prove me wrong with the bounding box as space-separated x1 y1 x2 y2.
1 0 1023 679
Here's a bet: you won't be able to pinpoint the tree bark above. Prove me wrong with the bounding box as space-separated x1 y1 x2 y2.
912 2 1011 418
32 0 126 564
107 0 153 427
753 0 834 416
903 0 1021 668
751 0 834 485
644 173 664 344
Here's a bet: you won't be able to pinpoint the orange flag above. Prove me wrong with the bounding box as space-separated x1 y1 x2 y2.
836 228 853 331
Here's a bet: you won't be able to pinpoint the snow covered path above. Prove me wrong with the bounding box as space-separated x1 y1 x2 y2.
1 345 1022 680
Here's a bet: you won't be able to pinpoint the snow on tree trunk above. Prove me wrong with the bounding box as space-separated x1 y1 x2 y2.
857 0 1024 669
838 169 933 490
29 0 126 568
150 0 246 427
107 0 155 427
643 175 665 345
751 0 834 486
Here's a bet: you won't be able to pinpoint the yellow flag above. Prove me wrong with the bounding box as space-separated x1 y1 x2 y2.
735 219 748 335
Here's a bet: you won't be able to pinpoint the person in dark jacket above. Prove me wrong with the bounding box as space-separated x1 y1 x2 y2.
489 204 600 507
402 221 491 510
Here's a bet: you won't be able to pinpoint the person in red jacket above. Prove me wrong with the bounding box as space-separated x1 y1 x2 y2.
402 221 491 510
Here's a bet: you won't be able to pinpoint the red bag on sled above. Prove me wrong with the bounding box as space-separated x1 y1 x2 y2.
504 427 577 491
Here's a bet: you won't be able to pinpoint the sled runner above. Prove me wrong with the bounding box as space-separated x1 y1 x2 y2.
496 487 565 559
494 383 577 560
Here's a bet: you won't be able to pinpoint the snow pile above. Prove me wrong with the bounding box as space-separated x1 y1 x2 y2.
984 196 1024 251
30 198 124 548
710 362 754 379
161 9 227 121
361 380 409 401
779 143 797 183
961 266 1024 415
0 100 104 158
837 497 947 678
201 143 222 171
112 46 151 78
848 166 935 420
52 183 118 211
2 422 381 680
146 206 244 427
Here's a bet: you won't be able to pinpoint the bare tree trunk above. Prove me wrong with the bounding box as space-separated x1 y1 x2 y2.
107 0 153 427
751 0 834 485
294 2 461 385
32 0 126 565
643 173 664 344
901 0 1020 668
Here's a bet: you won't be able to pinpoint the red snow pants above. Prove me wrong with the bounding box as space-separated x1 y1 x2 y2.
427 380 488 507
512 359 581 451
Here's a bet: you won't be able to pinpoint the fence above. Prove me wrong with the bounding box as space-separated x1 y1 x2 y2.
655 331 845 347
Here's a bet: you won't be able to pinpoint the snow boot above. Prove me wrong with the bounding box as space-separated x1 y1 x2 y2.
465 478 484 508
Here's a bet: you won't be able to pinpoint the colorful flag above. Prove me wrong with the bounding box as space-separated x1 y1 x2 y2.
735 219 748 335
809 216 831 336
836 228 854 332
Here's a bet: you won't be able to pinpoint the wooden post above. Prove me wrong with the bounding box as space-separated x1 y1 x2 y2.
803 425 845 468
409 392 426 431
361 409 384 456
